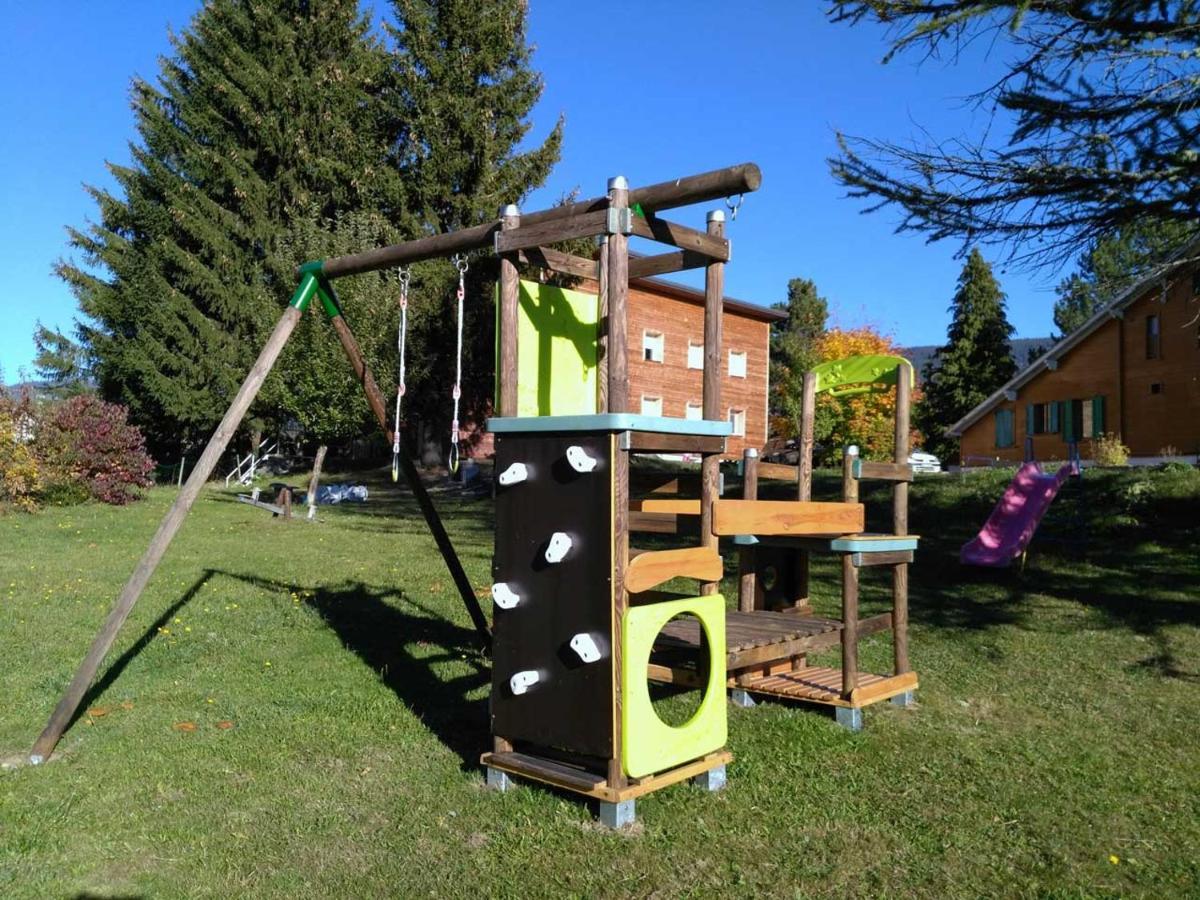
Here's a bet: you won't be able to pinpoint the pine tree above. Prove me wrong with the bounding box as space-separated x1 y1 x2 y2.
31 323 92 398
917 249 1015 462
769 278 828 438
1053 221 1195 337
381 0 564 442
57 0 397 455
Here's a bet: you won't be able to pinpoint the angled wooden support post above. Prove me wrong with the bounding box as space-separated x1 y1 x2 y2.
30 276 320 763
317 279 491 651
699 209 725 597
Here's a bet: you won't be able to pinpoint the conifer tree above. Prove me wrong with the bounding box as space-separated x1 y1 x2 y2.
769 278 829 438
57 0 397 454
917 249 1015 462
31 323 92 398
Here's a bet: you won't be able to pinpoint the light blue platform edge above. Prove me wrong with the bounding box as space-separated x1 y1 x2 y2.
733 534 920 552
487 414 733 437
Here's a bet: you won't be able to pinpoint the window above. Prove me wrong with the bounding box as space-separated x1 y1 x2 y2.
728 408 746 437
1026 402 1059 436
642 330 664 363
687 341 704 370
640 395 663 417
995 409 1015 448
1146 314 1161 359
685 400 702 421
1150 382 1164 395
728 349 747 378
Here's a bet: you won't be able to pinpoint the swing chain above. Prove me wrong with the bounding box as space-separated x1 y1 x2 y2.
725 193 744 221
448 255 468 473
391 265 412 482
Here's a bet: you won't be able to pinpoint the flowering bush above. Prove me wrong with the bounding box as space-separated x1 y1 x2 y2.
35 395 154 505
0 391 40 511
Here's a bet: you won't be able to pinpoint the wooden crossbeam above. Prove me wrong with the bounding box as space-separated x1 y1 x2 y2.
517 246 599 280
494 209 610 254
711 499 864 537
629 498 702 515
626 546 723 594
629 215 730 261
854 460 914 482
628 250 708 279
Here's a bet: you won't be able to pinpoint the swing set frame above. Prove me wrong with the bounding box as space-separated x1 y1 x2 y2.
29 162 761 765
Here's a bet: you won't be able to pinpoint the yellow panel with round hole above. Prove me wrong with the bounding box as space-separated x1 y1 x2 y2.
622 594 727 778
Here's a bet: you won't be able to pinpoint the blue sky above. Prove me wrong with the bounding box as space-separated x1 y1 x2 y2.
1 1 1062 381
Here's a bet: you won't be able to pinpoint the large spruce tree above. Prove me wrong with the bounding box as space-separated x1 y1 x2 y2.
58 0 394 454
917 249 1016 462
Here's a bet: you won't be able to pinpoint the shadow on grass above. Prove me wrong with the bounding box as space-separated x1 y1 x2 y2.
220 571 491 770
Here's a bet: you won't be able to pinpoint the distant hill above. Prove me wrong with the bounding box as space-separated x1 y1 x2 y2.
901 337 1052 384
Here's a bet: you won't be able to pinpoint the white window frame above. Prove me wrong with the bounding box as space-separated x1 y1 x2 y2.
642 330 665 364
728 407 746 437
687 340 704 370
728 349 747 378
684 400 702 421
641 395 663 417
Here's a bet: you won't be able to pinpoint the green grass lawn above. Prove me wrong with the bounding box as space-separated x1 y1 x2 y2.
1 463 1198 897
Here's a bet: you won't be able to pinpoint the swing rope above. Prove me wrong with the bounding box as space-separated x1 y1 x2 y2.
391 267 411 482
449 254 468 474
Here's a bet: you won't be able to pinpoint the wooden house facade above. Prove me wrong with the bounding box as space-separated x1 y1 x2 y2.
950 248 1200 463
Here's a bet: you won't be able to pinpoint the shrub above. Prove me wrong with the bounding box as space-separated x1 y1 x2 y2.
36 396 155 505
1092 433 1130 467
0 391 40 511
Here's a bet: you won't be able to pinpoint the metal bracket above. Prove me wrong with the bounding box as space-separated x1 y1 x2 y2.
617 431 631 451
606 207 633 235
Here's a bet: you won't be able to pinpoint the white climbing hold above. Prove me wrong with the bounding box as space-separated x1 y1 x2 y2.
565 445 597 473
498 462 528 486
491 582 520 610
510 670 540 695
569 632 602 663
544 532 572 564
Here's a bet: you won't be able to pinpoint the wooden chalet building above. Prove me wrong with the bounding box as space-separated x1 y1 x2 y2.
949 242 1200 464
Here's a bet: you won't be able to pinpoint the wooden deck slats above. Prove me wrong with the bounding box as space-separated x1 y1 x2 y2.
658 610 841 655
736 667 918 708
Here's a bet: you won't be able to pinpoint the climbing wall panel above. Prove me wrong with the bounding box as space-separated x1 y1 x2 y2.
490 432 615 758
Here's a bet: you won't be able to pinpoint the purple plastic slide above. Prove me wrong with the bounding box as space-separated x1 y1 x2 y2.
960 461 1077 567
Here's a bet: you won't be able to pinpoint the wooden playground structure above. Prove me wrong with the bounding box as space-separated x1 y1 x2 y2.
30 161 918 827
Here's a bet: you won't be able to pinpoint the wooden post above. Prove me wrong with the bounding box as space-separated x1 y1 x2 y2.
793 370 818 611
306 444 327 520
327 311 491 650
31 298 310 763
893 368 911 675
606 177 629 414
700 210 725 596
498 205 520 418
738 448 759 613
841 445 860 698
597 235 609 413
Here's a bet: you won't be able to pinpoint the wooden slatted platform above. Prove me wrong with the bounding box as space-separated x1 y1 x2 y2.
657 610 843 669
737 667 918 709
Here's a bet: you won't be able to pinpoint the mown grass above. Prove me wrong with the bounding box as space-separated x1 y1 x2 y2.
1 463 1198 897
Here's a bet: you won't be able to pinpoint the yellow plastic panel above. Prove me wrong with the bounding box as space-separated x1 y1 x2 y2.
622 594 727 778
514 279 599 416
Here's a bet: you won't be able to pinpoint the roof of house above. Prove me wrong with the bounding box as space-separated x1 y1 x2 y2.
902 337 1052 385
946 235 1200 437
630 273 788 323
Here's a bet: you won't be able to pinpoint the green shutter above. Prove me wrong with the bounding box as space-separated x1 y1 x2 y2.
1025 404 1034 436
1047 402 1060 434
1092 396 1105 437
1063 401 1075 443
995 409 1015 448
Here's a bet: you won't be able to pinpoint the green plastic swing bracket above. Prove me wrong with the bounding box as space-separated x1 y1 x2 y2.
288 273 320 311
313 276 342 318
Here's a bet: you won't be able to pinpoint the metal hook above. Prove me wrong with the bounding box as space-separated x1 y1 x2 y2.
725 193 744 220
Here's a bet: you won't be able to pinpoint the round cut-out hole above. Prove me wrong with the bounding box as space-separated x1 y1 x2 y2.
649 612 711 728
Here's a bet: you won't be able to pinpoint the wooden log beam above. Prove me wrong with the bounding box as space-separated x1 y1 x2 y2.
312 163 761 280
516 246 599 280
494 209 610 255
627 250 708 280
498 207 520 418
738 448 759 615
700 211 725 597
624 431 725 454
629 215 730 261
30 292 313 764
